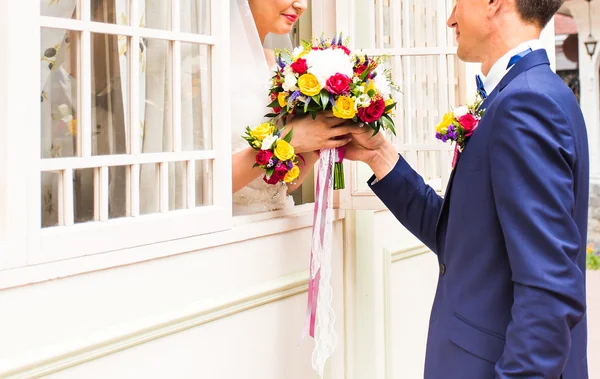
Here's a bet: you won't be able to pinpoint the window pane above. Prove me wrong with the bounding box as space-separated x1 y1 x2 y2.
140 38 173 153
195 160 213 207
41 28 79 159
91 0 129 25
41 0 77 19
41 171 60 228
169 162 187 210
109 166 129 219
181 43 212 150
91 33 129 156
140 0 171 30
140 163 160 214
74 168 95 224
181 0 210 34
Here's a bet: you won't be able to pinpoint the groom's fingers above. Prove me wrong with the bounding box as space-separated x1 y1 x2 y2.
325 137 352 149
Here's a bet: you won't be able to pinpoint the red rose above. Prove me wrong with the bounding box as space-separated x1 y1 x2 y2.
290 58 308 75
357 99 386 123
273 106 282 113
264 174 280 185
459 114 478 136
274 163 289 180
255 150 273 165
326 73 351 95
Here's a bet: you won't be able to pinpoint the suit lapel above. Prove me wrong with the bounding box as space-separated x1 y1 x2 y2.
433 49 551 248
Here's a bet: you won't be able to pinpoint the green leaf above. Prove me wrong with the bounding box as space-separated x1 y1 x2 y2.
304 99 310 113
268 98 280 108
381 114 396 135
264 113 279 118
319 90 330 111
310 110 318 120
383 102 397 113
283 128 294 143
266 168 274 179
311 95 321 107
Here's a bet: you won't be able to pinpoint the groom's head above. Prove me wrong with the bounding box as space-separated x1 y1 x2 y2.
447 0 563 64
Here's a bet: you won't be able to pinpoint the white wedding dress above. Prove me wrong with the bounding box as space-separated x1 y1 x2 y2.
229 0 294 216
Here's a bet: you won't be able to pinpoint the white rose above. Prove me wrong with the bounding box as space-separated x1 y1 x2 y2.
261 135 278 150
283 73 298 92
453 106 468 119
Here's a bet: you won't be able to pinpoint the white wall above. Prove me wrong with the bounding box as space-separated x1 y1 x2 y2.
0 217 347 379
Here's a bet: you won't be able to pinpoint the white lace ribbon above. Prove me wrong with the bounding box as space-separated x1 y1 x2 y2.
303 148 338 377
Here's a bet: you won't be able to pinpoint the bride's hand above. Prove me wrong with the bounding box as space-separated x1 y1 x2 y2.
283 113 357 155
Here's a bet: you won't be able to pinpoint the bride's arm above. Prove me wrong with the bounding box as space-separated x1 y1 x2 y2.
232 147 264 193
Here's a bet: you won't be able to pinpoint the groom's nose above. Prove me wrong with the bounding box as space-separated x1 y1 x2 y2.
447 5 457 29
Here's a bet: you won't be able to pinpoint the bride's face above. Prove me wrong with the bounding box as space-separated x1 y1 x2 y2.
249 0 307 36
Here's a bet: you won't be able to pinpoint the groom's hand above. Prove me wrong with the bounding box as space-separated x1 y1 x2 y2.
345 125 399 181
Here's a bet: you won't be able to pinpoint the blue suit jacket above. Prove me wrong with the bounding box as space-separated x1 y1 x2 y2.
370 50 589 378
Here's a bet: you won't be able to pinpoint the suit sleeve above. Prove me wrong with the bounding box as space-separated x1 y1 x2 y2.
490 90 586 378
369 156 444 253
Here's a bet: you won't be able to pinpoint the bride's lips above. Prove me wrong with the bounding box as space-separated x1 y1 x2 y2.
282 14 298 23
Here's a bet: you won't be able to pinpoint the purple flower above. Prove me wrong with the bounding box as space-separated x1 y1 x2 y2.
448 131 458 140
448 125 455 132
441 135 448 143
289 90 302 103
435 132 442 140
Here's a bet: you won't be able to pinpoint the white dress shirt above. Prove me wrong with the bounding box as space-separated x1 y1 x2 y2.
480 39 543 95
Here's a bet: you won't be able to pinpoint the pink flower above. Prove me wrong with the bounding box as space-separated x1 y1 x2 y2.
255 150 273 165
459 114 478 136
326 73 352 95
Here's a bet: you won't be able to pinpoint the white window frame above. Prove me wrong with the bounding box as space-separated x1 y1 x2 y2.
333 0 464 210
2 0 232 267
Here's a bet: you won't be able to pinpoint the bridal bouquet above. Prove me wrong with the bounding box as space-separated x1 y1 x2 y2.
266 34 398 190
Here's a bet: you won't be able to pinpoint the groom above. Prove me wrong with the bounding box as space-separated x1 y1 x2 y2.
346 0 589 378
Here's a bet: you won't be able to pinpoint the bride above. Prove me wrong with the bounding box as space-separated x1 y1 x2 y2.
230 0 355 215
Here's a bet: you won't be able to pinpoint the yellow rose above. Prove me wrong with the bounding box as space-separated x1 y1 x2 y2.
278 92 289 108
333 96 357 119
274 139 295 161
250 122 275 141
436 112 454 133
298 74 322 96
284 165 300 183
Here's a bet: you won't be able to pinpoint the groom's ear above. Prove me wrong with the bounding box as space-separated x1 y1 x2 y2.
487 0 505 16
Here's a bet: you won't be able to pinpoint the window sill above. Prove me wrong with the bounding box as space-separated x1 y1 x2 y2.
0 205 345 290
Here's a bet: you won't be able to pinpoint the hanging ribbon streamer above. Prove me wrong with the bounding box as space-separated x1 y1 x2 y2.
302 148 338 378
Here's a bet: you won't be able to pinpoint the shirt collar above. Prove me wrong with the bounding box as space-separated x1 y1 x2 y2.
481 39 543 95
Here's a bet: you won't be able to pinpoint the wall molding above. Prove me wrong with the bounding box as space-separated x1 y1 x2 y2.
388 245 431 263
0 271 309 379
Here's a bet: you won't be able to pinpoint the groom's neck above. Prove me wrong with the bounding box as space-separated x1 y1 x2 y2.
480 20 542 76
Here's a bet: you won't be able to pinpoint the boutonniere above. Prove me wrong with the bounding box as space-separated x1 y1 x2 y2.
435 93 486 168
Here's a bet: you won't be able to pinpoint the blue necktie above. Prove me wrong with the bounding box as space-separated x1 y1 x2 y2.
475 48 533 100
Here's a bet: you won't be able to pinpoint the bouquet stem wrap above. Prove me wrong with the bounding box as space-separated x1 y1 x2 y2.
303 147 338 378
333 146 345 190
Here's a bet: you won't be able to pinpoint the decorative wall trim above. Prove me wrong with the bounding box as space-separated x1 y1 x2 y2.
0 271 309 379
388 245 431 263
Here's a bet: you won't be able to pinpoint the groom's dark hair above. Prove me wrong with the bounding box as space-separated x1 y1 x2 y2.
515 0 564 27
